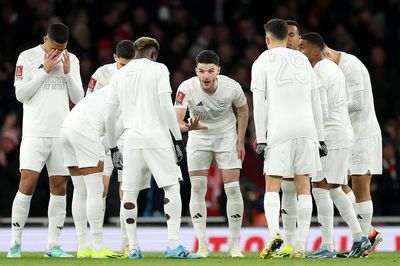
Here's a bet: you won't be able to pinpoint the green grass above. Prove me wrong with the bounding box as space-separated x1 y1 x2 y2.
0 252 399 266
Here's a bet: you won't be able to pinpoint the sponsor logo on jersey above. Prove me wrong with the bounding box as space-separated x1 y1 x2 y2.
196 101 203 106
175 91 186 104
218 98 227 107
88 77 97 92
15 65 23 80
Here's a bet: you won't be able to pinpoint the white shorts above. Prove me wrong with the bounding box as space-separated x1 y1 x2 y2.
349 134 382 175
186 133 242 171
20 136 69 176
313 147 351 185
60 128 105 168
264 138 321 177
121 147 182 191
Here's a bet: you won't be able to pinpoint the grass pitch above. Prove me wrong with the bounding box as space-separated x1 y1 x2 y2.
0 252 399 266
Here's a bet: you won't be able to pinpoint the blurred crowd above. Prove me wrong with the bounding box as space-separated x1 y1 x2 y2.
1 0 400 223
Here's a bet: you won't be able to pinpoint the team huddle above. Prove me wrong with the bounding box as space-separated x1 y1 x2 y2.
6 18 382 260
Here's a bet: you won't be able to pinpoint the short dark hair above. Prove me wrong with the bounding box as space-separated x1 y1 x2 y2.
116 40 134 59
263 18 288 40
300 32 325 50
47 23 69 43
195 50 220 66
133 37 160 52
284 20 300 32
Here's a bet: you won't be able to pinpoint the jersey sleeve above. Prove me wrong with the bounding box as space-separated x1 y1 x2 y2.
174 82 189 109
232 83 247 108
157 64 172 95
107 74 119 105
87 68 100 94
14 51 47 102
250 58 266 93
345 70 364 93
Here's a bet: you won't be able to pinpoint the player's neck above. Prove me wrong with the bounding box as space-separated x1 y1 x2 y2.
40 44 50 54
311 55 323 67
267 40 287 49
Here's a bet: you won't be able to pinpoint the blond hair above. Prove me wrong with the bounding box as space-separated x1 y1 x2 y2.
133 37 160 51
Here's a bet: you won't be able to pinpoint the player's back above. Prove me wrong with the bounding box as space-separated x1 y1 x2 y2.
338 52 380 138
63 89 107 136
112 58 173 149
314 59 353 148
255 48 318 146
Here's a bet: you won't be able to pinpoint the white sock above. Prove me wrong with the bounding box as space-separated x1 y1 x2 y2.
84 172 104 252
263 192 280 237
312 188 334 252
189 176 208 249
346 190 356 210
296 194 312 251
11 191 32 245
330 187 363 242
47 194 67 249
120 202 128 247
122 191 140 250
355 201 373 236
164 183 181 250
281 180 297 247
224 181 243 248
71 176 89 250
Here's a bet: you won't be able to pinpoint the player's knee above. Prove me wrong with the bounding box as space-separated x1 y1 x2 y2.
281 180 296 194
190 176 207 196
224 181 241 199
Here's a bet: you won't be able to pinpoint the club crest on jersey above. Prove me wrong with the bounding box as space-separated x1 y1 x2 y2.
175 91 186 104
218 98 227 108
88 77 97 91
15 65 23 80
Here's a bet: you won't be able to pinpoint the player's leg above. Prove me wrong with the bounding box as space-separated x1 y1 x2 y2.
120 148 148 259
69 167 90 257
188 170 209 256
277 178 297 257
187 136 213 256
309 179 335 257
8 137 46 258
291 138 319 258
118 171 129 254
221 169 243 257
45 137 72 257
146 148 200 259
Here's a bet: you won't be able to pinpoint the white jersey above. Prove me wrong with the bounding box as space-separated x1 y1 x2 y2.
175 75 247 138
107 58 173 149
314 59 354 149
62 88 107 137
338 52 381 139
251 47 323 146
87 63 117 93
14 45 82 137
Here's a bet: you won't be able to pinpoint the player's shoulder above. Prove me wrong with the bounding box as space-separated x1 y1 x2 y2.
178 76 197 92
95 62 116 74
339 52 366 72
67 51 79 62
19 45 41 58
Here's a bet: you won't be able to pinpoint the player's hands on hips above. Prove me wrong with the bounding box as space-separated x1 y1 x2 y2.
173 139 187 166
319 141 328 157
183 115 208 132
61 49 71 74
43 49 61 73
237 141 245 162
255 143 267 160
110 146 123 170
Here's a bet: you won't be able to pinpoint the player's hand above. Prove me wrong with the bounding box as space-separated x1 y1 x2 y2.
43 49 61 73
185 115 208 131
255 143 267 160
61 49 71 74
173 139 187 166
237 141 245 162
319 141 328 157
110 146 123 170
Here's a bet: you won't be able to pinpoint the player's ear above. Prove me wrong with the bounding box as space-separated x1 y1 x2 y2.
113 54 118 62
216 66 221 75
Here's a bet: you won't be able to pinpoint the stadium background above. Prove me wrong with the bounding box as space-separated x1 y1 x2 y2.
0 0 399 252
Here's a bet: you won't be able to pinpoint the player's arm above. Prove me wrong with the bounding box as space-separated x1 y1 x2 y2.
14 53 48 102
64 51 84 104
311 82 325 142
250 60 267 144
105 76 120 148
233 86 249 161
313 71 329 124
346 71 365 113
159 92 182 141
